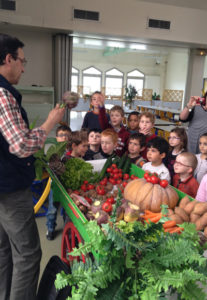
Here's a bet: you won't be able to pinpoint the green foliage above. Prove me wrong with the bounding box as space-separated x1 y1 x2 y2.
55 221 207 299
33 138 67 180
60 158 99 190
125 85 137 105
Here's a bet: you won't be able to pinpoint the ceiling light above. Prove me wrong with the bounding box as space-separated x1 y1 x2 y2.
107 41 125 48
129 44 146 50
84 39 102 46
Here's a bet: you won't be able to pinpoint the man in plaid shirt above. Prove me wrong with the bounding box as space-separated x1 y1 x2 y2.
0 34 65 300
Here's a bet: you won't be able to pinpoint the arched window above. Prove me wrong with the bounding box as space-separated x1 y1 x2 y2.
71 67 79 92
127 69 145 97
105 68 123 97
83 66 102 94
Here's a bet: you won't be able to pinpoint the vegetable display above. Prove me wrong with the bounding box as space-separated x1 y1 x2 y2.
60 158 99 191
124 177 179 212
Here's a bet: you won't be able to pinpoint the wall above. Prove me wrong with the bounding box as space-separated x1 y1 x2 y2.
165 52 189 92
0 26 53 86
0 0 207 46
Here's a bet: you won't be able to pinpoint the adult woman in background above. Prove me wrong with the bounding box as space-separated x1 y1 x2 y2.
179 94 207 154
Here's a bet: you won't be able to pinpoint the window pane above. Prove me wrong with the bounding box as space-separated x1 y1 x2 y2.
105 77 122 96
128 70 144 77
83 76 101 94
127 78 144 96
72 67 78 74
83 67 101 75
71 75 78 92
106 68 123 76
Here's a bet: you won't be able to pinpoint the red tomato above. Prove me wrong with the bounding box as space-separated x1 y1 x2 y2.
96 186 106 195
116 179 122 184
150 175 159 184
122 181 128 188
109 178 116 185
111 164 117 169
87 184 95 190
112 168 119 174
107 167 112 173
83 180 88 184
144 173 150 180
100 180 107 186
130 174 136 180
102 202 112 213
81 184 87 192
113 173 120 180
106 197 115 204
159 179 168 188
146 177 152 183
123 174 130 180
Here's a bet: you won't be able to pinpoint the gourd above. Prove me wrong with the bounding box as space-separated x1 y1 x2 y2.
124 178 179 213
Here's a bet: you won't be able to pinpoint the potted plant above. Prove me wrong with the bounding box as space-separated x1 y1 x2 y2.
124 85 137 109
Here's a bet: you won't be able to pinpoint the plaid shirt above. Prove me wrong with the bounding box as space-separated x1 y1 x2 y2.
0 87 46 158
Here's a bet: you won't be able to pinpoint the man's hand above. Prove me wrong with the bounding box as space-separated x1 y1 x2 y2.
41 104 65 135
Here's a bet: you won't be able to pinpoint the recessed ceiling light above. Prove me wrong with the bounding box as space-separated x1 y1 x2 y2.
129 44 146 50
107 41 125 48
84 39 102 46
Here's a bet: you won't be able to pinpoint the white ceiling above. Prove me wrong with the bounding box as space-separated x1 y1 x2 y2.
136 0 207 10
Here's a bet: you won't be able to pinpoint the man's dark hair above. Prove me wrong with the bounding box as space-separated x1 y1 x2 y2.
129 132 146 148
0 34 24 65
147 137 169 155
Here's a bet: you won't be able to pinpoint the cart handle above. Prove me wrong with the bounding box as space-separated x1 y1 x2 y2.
34 177 51 214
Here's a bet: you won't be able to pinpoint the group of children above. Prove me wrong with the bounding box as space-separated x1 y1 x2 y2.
46 91 207 240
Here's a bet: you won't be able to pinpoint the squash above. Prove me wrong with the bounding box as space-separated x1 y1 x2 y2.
124 178 179 213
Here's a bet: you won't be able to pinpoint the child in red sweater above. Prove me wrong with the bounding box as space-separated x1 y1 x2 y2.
98 95 129 156
138 112 157 160
173 152 199 198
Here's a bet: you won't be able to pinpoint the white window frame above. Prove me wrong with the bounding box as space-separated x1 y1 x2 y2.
127 69 145 97
105 68 124 98
82 66 102 95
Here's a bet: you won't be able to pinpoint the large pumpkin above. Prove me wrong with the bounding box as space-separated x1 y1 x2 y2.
124 178 179 213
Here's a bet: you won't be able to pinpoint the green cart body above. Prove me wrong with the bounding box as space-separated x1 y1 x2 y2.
48 164 194 263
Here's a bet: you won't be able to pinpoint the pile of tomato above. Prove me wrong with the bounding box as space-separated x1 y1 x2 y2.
143 172 168 188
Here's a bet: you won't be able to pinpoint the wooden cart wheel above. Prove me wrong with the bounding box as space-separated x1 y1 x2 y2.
61 222 86 265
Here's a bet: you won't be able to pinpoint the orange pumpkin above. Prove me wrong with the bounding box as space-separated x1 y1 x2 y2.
124 178 179 213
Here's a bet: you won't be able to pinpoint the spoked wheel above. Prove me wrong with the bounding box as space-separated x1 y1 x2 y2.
61 222 86 265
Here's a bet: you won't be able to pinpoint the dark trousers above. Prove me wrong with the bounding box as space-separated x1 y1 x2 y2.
0 188 42 300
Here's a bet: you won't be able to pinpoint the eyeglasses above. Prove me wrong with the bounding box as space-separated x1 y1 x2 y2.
16 57 27 67
174 161 191 168
168 137 181 140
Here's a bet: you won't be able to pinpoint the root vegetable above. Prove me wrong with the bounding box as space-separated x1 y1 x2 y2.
91 201 102 214
193 202 207 215
167 209 174 216
124 202 140 222
95 211 109 226
174 207 189 222
179 195 190 209
195 212 207 231
169 214 184 224
183 201 197 215
190 213 200 223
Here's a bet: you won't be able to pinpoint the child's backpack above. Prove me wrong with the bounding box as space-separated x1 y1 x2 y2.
37 255 71 300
